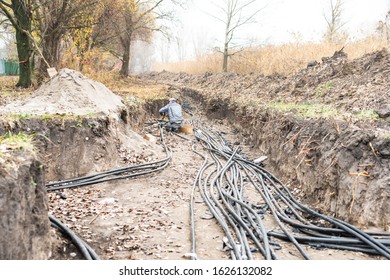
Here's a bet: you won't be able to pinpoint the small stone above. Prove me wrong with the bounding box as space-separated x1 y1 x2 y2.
307 60 318 67
375 107 390 118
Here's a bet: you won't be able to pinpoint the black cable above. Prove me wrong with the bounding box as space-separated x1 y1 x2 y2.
47 122 172 260
47 123 172 191
191 126 390 260
49 215 100 260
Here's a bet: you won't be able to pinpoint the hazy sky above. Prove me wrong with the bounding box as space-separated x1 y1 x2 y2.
185 0 389 41
1 0 389 61
168 0 389 60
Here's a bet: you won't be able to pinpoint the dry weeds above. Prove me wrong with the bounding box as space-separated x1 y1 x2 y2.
153 36 389 75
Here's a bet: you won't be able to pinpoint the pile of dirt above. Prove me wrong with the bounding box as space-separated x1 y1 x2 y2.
1 68 125 117
139 49 390 228
0 68 166 183
143 49 389 121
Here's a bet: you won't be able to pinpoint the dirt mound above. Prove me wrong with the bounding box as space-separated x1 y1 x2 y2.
143 49 389 118
1 68 125 117
140 49 390 228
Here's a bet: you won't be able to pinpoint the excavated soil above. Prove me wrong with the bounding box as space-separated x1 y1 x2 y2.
45 126 385 261
140 49 390 229
145 49 389 119
0 49 389 260
2 68 125 117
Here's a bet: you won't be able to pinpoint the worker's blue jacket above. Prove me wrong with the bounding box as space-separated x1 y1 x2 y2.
159 101 183 123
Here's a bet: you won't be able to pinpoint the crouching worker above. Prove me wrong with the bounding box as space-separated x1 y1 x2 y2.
159 98 183 132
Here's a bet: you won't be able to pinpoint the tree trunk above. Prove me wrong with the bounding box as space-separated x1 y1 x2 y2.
12 0 33 88
15 30 32 87
37 34 61 82
223 43 228 72
45 35 62 69
120 38 131 77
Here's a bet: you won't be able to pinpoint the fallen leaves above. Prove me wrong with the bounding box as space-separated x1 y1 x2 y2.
47 132 221 260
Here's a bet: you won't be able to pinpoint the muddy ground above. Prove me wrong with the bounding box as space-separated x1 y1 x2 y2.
0 49 389 260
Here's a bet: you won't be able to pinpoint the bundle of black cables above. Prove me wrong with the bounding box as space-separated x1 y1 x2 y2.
190 127 390 260
47 123 171 260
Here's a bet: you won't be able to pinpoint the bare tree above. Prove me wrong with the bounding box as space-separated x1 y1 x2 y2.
191 26 214 60
376 10 390 41
206 0 265 72
130 40 154 72
157 35 172 63
173 24 187 61
323 0 346 43
0 13 17 58
92 0 185 77
33 0 99 79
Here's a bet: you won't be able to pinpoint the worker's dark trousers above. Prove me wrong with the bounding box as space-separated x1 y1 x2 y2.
165 122 182 132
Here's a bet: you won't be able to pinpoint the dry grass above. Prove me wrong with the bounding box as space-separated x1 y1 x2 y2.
62 47 170 102
0 132 37 172
88 72 169 102
0 76 34 106
0 132 36 154
0 76 33 94
0 76 19 89
153 53 221 74
152 36 390 76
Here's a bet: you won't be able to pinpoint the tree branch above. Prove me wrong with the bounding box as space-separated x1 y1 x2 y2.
0 0 12 9
0 2 21 31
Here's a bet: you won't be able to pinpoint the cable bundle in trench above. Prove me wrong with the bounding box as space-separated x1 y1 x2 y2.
46 127 171 191
190 127 390 260
47 125 171 259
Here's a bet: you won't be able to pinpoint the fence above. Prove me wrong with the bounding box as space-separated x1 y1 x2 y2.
0 59 19 76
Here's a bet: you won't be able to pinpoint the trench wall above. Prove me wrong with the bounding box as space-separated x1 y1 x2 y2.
0 150 51 259
0 103 159 259
180 87 390 228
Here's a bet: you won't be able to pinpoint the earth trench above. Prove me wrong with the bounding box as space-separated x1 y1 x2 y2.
1 50 389 260
1 85 388 260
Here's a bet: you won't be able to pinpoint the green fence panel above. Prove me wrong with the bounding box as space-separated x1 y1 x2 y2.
0 59 5 75
5 60 19 75
0 59 19 76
